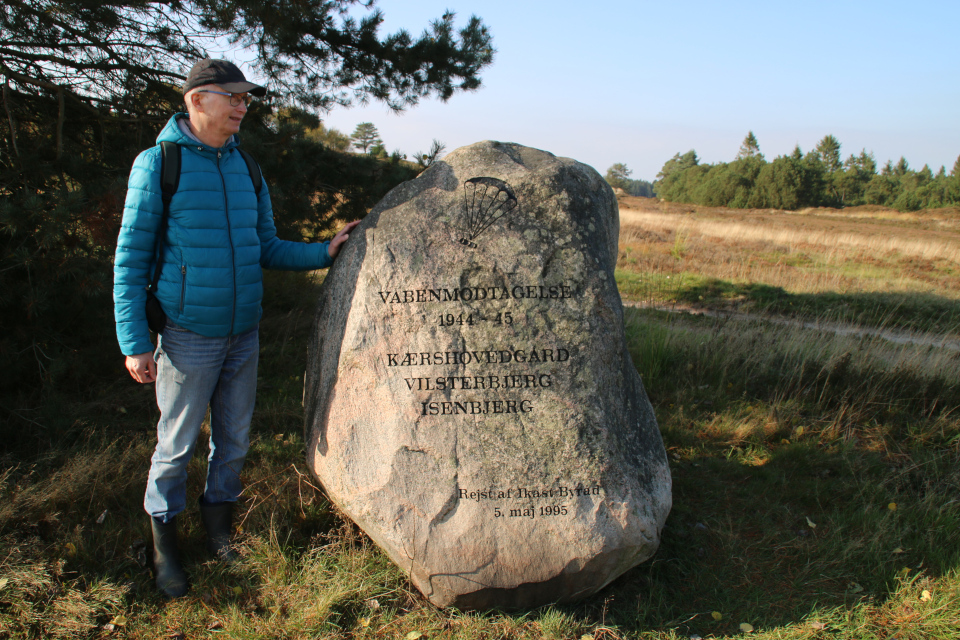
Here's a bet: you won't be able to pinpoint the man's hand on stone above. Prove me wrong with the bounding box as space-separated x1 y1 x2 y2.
328 220 362 259
125 352 156 384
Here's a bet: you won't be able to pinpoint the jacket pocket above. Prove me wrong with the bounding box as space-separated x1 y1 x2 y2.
179 265 187 313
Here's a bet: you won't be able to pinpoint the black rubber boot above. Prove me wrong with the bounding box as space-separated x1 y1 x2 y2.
199 500 238 562
150 517 188 599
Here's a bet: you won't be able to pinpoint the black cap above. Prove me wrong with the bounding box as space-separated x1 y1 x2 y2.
182 59 266 96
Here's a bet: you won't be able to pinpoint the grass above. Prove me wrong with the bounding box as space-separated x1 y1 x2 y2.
615 196 960 335
616 269 960 335
1 204 960 638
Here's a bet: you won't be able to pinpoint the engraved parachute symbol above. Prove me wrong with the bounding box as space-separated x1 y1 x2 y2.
459 177 518 248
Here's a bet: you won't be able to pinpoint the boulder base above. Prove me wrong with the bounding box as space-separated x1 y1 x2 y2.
305 141 671 609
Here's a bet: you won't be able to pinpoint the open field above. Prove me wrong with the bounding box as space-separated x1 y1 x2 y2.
615 196 960 335
1 202 959 639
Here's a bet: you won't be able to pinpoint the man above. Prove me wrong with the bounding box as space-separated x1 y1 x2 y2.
113 59 360 599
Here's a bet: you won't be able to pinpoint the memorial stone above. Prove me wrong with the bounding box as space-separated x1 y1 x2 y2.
304 141 672 610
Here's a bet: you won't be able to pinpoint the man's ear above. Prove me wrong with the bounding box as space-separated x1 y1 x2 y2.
187 91 204 113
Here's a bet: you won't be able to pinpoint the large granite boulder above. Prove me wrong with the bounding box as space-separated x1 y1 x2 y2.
304 141 671 610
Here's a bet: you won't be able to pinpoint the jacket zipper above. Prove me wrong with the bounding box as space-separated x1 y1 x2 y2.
179 265 186 312
217 150 237 335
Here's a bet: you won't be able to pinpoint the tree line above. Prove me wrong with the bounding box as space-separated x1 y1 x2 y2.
653 132 960 211
0 0 493 410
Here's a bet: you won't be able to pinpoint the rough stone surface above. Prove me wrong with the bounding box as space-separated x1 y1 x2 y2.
304 141 672 610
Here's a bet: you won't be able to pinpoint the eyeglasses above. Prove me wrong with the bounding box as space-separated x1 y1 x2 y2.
197 89 253 107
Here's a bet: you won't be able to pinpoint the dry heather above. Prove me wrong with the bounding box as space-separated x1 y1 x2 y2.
616 196 960 297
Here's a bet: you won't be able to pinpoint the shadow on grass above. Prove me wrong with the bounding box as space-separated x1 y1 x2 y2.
558 433 960 637
616 270 960 335
685 280 960 334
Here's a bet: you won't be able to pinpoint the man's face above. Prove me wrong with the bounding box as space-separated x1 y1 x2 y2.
190 85 248 144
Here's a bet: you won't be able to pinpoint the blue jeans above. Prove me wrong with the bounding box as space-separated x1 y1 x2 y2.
144 320 259 523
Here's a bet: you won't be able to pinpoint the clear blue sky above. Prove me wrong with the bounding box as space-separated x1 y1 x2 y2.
316 0 959 182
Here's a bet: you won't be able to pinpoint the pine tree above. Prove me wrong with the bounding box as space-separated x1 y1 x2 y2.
351 123 383 153
949 156 960 202
605 163 633 191
0 1 495 114
814 135 842 173
736 131 762 160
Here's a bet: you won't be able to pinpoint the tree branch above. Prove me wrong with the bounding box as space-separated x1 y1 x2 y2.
0 65 103 117
2 80 19 160
56 87 64 161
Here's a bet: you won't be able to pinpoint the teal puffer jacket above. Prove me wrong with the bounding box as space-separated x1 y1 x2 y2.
113 114 331 356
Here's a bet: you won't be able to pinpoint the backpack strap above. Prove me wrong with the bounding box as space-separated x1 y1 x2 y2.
237 148 263 195
148 141 180 293
159 140 181 202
